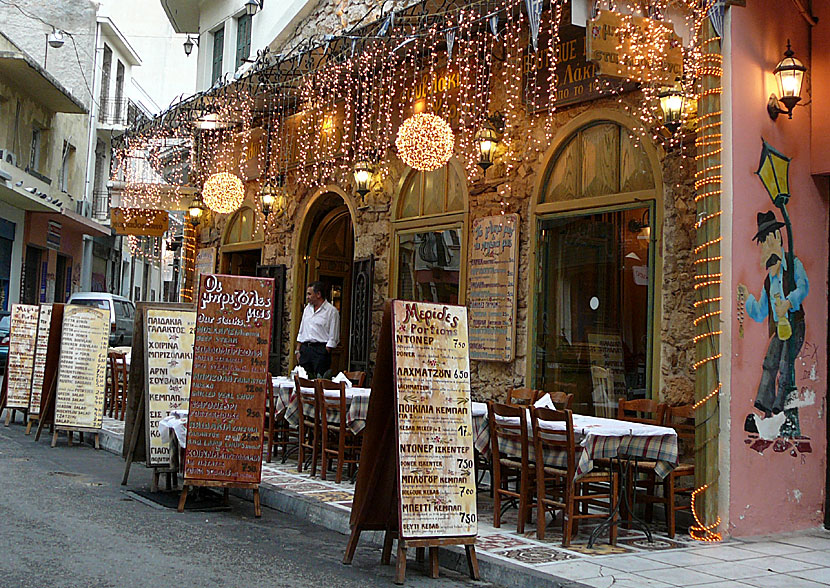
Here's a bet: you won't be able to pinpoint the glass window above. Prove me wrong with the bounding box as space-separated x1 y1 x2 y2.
212 26 225 84
72 298 109 310
224 206 257 245
397 228 461 304
534 207 652 417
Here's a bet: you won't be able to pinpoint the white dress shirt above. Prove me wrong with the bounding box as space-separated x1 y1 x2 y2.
297 300 340 348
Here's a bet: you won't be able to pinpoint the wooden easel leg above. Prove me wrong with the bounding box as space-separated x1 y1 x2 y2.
428 547 439 579
67 431 73 446
177 486 189 512
25 418 33 435
222 488 230 506
253 488 261 518
342 527 361 565
121 394 144 486
51 430 58 447
416 547 425 563
465 545 480 580
151 471 160 493
93 433 99 450
165 472 172 491
380 531 393 565
78 432 85 444
394 544 407 585
4 411 10 426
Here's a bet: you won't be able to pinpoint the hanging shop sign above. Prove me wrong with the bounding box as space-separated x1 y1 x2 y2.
54 305 110 431
523 17 637 113
468 214 519 362
392 300 476 539
4 304 40 410
586 10 683 85
144 308 196 467
183 273 273 486
46 221 61 250
395 60 466 130
111 208 170 237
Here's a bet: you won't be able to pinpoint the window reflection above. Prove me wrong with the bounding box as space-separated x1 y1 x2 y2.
397 229 461 304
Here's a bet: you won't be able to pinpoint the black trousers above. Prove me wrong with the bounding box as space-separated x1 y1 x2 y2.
299 342 331 379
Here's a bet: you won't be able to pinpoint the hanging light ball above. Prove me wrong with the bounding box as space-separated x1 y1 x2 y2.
395 113 454 172
202 172 244 214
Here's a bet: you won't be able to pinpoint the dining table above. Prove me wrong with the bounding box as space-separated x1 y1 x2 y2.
271 376 372 435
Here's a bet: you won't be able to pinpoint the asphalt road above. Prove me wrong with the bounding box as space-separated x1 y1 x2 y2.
0 421 497 588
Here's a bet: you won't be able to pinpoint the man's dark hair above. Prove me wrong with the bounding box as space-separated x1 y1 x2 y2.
308 280 326 298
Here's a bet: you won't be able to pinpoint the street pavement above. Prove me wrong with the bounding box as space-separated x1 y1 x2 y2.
0 424 501 588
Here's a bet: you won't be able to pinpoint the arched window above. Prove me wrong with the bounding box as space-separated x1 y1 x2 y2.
223 206 260 245
392 163 467 304
533 119 660 416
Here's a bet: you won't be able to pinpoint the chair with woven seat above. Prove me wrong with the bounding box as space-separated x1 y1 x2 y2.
264 378 299 463
638 404 695 538
549 391 574 410
317 379 363 483
488 401 536 534
295 375 320 476
107 351 128 420
342 371 366 387
532 406 619 545
506 387 542 407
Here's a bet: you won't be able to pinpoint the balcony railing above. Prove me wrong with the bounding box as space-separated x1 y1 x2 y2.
98 98 129 126
92 190 110 221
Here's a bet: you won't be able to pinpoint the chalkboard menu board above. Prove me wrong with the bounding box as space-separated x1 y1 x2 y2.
392 300 476 539
54 306 110 430
468 214 519 362
184 274 274 485
28 304 53 416
144 308 196 466
6 304 39 409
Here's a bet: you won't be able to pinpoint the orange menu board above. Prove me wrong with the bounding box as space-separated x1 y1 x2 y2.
392 300 477 539
54 306 110 430
28 304 53 416
183 274 274 485
5 304 40 409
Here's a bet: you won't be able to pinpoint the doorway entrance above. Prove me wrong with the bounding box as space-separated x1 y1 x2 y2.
220 205 263 277
296 192 355 375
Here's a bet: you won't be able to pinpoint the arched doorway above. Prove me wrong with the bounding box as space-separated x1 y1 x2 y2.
294 191 355 375
530 112 663 417
220 205 263 276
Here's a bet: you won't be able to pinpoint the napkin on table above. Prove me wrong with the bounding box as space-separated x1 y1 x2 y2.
533 393 556 410
291 365 308 379
332 372 354 388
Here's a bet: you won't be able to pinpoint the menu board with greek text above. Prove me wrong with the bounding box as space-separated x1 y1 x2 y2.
144 308 197 466
5 304 40 409
468 214 519 362
54 306 110 430
28 304 52 416
392 300 476 539
184 274 273 485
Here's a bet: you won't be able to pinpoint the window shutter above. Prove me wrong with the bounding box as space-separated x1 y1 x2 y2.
256 264 286 374
348 255 374 376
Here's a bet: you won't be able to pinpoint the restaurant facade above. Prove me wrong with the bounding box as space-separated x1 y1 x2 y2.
140 0 828 539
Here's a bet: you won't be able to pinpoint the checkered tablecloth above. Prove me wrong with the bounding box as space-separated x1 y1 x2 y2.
272 377 370 435
471 408 678 480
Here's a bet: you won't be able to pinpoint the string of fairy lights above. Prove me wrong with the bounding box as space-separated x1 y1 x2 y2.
114 0 725 540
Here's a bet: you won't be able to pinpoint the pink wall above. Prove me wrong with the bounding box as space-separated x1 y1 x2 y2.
25 212 85 299
729 0 828 536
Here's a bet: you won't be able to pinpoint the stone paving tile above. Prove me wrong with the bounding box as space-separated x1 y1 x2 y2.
301 490 355 502
784 550 830 566
497 546 580 566
695 561 773 581
775 535 830 550
536 559 609 579
742 555 823 574
789 567 830 585
618 536 690 552
473 533 537 552
635 566 724 586
691 544 773 561
595 555 677 573
741 573 829 588
642 549 722 566
737 541 813 556
582 576 675 588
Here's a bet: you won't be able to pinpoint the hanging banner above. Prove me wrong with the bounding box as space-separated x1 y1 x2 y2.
111 208 169 237
183 274 273 485
586 10 683 85
54 306 110 431
144 308 196 467
468 214 519 362
28 304 53 416
392 300 476 539
5 304 39 409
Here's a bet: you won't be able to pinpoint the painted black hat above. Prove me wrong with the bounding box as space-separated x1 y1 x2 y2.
753 210 786 242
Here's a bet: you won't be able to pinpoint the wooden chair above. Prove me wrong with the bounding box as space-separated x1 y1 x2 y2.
343 371 366 387
506 387 542 407
549 391 574 410
295 375 320 476
107 351 128 420
317 379 363 483
532 406 619 545
488 401 535 534
590 366 615 417
635 404 695 538
263 378 298 463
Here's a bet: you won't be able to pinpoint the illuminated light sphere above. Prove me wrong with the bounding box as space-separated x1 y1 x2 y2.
395 113 454 172
202 172 244 214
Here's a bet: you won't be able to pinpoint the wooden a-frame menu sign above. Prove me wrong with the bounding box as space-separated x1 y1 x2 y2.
32 305 65 443
1 304 39 426
177 274 274 516
344 300 479 584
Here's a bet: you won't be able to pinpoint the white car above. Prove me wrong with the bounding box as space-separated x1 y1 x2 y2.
67 292 136 346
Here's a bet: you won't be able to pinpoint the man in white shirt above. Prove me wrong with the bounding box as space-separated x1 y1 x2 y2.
295 280 340 378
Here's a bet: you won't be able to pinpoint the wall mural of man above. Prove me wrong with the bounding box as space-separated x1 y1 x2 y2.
737 211 809 441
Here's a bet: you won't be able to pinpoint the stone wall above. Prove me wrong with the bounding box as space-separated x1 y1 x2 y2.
196 2 698 406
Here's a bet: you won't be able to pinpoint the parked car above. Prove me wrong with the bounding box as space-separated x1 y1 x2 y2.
67 293 136 347
0 311 9 373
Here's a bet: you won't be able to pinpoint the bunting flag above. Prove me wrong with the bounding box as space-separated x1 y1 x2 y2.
708 0 725 39
446 29 456 61
525 0 544 51
489 13 499 36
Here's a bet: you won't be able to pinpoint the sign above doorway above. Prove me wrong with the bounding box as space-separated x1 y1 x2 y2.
111 208 169 237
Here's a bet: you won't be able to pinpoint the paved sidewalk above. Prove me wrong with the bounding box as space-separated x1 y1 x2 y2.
63 417 830 587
